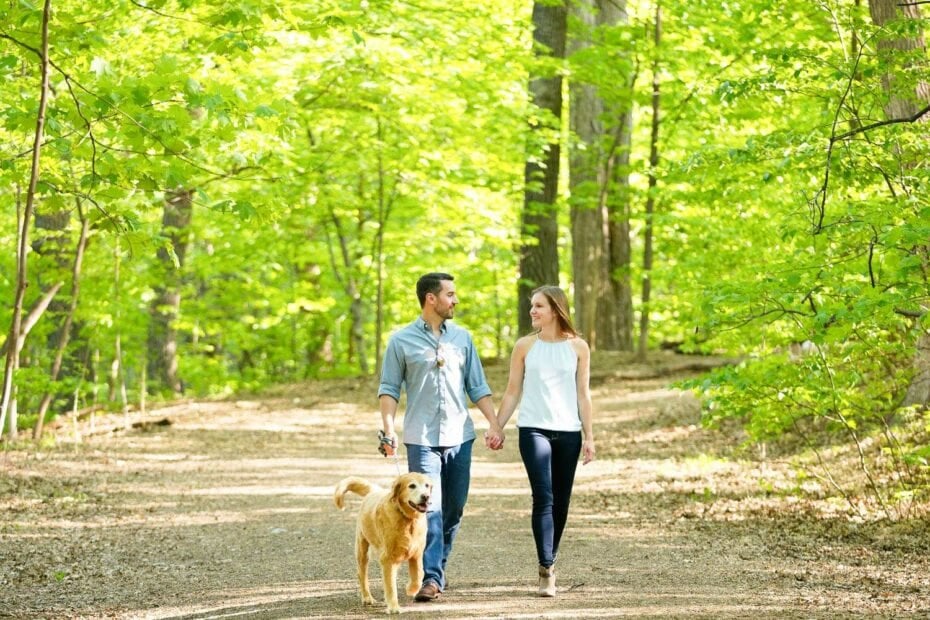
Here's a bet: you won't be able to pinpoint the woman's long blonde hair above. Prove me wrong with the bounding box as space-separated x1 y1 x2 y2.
532 285 578 338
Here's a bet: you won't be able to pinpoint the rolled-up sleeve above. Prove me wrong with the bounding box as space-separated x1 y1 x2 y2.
463 335 492 404
378 337 404 401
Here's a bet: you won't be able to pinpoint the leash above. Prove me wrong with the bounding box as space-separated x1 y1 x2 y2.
378 430 402 475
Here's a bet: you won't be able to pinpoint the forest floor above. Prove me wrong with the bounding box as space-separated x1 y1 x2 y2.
2 352 930 619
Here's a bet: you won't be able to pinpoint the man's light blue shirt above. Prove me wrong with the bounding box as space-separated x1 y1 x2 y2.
378 318 492 447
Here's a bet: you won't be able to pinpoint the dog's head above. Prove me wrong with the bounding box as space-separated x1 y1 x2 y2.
392 472 432 516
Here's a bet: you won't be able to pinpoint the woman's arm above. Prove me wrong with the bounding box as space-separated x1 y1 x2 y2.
496 336 530 429
574 338 596 464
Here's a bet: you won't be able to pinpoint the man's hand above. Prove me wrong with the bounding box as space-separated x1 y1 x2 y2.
378 430 398 456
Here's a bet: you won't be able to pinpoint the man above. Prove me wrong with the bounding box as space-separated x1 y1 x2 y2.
378 272 504 602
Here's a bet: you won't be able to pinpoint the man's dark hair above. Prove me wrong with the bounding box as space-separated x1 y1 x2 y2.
417 272 454 308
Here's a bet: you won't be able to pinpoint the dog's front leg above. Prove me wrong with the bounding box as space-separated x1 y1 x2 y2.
407 555 423 597
380 556 401 614
356 535 375 606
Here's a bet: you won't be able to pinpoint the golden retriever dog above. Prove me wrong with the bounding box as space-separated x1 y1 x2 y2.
334 472 432 614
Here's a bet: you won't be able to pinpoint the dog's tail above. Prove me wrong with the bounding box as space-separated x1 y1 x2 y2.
333 477 375 510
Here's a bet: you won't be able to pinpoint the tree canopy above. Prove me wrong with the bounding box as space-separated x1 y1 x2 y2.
2 0 929 512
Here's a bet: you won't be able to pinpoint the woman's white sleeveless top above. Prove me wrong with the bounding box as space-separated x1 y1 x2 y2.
516 339 581 431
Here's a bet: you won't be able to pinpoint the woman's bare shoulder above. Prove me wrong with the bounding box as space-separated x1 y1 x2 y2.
568 335 590 355
510 334 538 355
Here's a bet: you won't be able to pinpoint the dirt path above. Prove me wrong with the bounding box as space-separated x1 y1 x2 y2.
2 363 930 619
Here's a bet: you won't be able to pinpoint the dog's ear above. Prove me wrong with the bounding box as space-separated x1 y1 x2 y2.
391 476 406 503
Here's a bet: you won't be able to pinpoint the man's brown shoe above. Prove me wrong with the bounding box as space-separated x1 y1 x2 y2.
414 582 441 602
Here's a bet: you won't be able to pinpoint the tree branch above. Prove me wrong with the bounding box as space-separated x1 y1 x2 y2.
44 60 234 181
832 103 930 142
812 28 930 235
1 0 53 439
126 0 244 34
812 44 865 234
0 283 63 356
894 307 926 318
0 33 42 59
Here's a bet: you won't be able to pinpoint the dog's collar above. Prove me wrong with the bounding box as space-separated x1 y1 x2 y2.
395 499 412 518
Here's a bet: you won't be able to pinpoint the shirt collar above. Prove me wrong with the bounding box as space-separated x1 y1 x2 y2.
417 317 447 334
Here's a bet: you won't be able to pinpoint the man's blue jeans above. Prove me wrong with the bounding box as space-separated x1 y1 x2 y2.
406 439 473 590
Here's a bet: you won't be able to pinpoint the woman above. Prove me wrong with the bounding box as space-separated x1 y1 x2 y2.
496 285 596 597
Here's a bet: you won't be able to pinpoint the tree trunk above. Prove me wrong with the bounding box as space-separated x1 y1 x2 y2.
869 0 930 119
326 207 368 375
637 2 661 362
602 101 635 352
373 117 397 377
375 166 386 377
519 1 567 335
0 0 52 440
598 0 634 352
903 333 930 407
34 203 90 440
35 204 89 393
349 296 367 374
869 0 930 408
569 0 606 349
568 0 632 351
147 188 193 395
33 207 71 328
112 238 129 417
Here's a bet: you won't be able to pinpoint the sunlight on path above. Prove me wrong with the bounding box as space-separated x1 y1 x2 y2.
3 373 929 619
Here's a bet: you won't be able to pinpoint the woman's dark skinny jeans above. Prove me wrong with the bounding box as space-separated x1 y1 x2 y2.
518 427 582 569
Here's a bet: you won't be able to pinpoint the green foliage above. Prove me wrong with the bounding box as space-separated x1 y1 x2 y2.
655 0 930 514
3 0 930 520
3 0 532 413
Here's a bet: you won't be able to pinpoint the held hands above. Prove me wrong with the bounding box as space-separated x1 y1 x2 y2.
484 426 505 451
